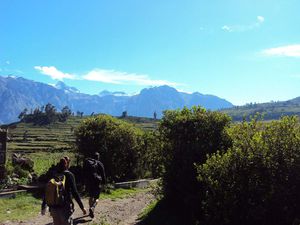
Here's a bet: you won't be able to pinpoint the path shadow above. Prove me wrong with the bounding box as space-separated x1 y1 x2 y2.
73 215 92 224
137 198 186 225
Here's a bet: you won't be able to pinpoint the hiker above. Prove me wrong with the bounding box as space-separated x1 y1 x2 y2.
83 152 106 218
41 157 87 225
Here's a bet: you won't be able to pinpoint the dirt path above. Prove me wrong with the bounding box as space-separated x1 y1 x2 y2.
3 190 155 225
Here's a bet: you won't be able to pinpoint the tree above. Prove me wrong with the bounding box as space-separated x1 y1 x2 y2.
159 106 232 223
75 115 145 182
61 106 71 116
121 111 128 118
45 103 57 124
19 104 74 125
18 108 28 121
139 131 164 178
153 111 157 120
197 116 300 225
59 106 72 122
33 107 42 116
76 111 84 117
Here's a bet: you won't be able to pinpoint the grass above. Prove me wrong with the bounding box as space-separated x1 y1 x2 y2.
1 115 158 222
28 151 77 176
100 187 147 200
138 199 159 220
0 192 41 222
5 115 157 154
4 115 158 177
5 151 77 176
6 116 82 153
0 187 146 223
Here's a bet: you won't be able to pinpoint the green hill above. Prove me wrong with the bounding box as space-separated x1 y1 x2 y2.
1 115 158 175
221 99 300 121
5 116 81 153
3 115 158 154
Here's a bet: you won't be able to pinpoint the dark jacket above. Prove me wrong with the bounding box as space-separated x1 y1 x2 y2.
63 170 84 210
83 158 106 187
41 169 84 211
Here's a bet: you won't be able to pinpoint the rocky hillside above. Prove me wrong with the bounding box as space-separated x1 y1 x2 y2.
0 76 233 123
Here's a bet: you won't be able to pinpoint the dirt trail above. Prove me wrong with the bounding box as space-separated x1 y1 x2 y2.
3 191 155 225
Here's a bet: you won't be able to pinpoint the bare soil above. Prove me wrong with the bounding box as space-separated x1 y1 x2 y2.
2 190 155 225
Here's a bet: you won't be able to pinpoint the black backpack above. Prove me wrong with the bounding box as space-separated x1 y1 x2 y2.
84 158 102 183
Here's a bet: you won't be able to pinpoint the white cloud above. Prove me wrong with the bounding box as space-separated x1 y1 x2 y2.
257 16 265 23
222 25 232 32
222 16 265 32
83 69 180 86
262 45 300 57
34 66 181 87
34 66 76 80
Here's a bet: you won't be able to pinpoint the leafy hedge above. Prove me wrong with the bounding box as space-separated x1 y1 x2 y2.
75 115 162 182
197 116 300 225
74 110 300 225
159 107 232 222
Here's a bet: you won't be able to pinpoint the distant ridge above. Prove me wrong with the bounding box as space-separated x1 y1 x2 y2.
0 75 233 124
220 98 300 121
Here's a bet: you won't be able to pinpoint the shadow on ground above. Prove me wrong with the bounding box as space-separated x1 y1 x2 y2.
73 215 93 224
137 198 187 225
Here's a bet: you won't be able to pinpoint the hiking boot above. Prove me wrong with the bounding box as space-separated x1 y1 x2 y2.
89 208 94 218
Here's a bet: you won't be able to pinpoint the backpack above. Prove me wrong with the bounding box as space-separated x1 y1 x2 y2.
84 158 102 183
45 174 66 207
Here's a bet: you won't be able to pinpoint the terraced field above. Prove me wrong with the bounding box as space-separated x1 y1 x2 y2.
2 115 158 175
6 117 82 154
5 115 158 154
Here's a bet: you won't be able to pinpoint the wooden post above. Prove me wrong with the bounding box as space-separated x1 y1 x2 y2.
0 130 7 180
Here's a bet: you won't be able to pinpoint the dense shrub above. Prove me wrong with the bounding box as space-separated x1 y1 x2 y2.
197 116 300 225
75 115 146 182
139 131 164 178
159 107 232 222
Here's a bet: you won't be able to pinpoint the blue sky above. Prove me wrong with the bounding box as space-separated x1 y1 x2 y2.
1 0 300 105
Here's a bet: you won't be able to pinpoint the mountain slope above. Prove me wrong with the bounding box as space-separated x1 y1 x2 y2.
0 76 233 123
220 99 300 121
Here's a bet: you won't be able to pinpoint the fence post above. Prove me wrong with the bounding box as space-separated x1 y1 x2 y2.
0 130 7 180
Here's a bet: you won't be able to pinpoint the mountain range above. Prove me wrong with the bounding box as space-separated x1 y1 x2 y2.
0 76 233 124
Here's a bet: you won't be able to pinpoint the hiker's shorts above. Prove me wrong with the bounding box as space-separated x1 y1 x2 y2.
50 205 73 225
86 184 101 199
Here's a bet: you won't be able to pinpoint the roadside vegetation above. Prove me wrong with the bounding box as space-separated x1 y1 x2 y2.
0 187 145 222
2 106 300 225
3 112 158 187
100 187 148 200
139 109 300 225
75 114 162 182
0 192 41 222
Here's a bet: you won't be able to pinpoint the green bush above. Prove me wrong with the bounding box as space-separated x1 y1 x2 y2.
138 131 164 179
159 107 231 222
75 115 145 182
197 116 300 225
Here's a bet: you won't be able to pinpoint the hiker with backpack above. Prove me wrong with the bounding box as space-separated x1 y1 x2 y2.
41 157 87 225
83 152 106 218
